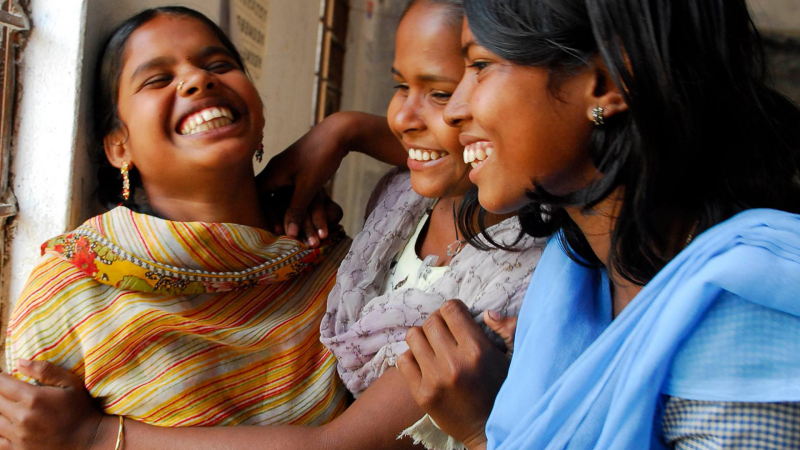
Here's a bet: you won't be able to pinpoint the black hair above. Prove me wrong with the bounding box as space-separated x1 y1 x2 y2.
402 0 464 27
461 0 800 284
94 6 246 210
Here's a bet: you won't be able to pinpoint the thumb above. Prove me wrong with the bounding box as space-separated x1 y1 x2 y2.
17 359 81 389
483 311 517 356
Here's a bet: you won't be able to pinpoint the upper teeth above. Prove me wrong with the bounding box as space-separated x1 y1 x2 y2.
463 141 493 165
408 148 444 161
180 107 234 135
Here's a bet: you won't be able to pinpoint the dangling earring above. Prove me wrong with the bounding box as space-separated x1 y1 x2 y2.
255 143 264 163
592 106 605 126
121 162 131 201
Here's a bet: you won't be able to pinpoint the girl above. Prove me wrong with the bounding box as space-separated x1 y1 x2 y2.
397 0 800 448
0 2 543 450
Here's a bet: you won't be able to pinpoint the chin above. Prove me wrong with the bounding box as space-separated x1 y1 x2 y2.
477 188 528 215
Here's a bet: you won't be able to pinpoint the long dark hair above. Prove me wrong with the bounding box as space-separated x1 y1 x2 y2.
461 0 800 284
94 6 246 210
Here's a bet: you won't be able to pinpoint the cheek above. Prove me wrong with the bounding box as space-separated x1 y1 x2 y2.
386 95 403 138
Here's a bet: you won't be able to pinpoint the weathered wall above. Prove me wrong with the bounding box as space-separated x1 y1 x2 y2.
332 0 404 236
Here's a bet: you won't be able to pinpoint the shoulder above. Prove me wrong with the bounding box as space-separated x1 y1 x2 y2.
665 290 800 402
364 168 415 220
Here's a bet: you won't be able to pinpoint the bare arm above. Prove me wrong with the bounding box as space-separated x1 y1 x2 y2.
257 111 406 238
0 361 421 450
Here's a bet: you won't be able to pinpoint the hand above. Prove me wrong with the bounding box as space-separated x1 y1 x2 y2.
397 300 511 450
257 112 353 239
484 310 517 357
0 360 106 450
261 186 344 248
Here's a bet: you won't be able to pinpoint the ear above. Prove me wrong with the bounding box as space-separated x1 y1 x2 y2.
103 126 132 169
584 56 629 122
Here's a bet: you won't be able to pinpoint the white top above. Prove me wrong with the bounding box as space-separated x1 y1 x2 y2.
380 209 448 296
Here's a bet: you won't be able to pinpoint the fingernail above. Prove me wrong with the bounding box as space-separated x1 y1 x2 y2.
308 237 317 247
487 310 501 321
17 358 32 368
317 228 326 238
287 223 299 237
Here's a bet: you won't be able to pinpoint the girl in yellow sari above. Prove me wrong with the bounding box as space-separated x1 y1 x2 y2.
4 5 350 428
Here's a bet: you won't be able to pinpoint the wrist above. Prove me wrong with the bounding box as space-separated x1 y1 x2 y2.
462 429 488 450
88 415 118 450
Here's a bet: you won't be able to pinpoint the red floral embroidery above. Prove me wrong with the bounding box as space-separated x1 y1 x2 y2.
71 237 98 277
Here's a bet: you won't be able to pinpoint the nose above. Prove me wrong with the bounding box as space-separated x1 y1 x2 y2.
178 69 217 97
392 95 426 134
444 75 473 128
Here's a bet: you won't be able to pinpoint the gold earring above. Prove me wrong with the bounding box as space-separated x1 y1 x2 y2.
177 80 185 91
592 106 605 126
255 143 264 163
121 162 131 201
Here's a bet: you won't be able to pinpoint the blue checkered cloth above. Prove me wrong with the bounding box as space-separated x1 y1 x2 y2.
662 398 800 449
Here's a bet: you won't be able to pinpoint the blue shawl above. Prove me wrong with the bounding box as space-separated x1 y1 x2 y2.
486 209 800 449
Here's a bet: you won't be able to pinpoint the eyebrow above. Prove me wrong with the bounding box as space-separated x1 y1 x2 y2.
129 46 236 82
391 66 457 83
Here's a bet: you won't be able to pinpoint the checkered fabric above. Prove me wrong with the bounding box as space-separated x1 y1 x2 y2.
662 397 800 449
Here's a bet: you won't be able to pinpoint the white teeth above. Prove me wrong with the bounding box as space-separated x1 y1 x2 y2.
469 149 476 162
476 148 486 161
409 149 415 158
409 148 446 161
463 150 469 164
180 106 235 135
430 151 439 160
471 162 477 168
486 146 494 157
415 149 423 160
422 151 430 161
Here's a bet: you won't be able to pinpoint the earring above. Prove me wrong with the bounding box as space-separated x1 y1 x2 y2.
592 106 605 126
121 162 131 201
177 80 185 91
255 143 264 163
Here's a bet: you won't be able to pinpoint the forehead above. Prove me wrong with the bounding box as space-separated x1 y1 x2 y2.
120 15 224 75
395 4 463 72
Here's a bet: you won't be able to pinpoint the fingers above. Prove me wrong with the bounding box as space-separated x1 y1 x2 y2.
404 326 437 379
421 311 458 357
283 185 318 239
0 373 25 403
309 194 328 240
17 359 78 389
439 300 488 347
395 349 422 396
324 197 344 228
484 310 517 355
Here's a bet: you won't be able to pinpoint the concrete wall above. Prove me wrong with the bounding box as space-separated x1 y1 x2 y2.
332 0 404 236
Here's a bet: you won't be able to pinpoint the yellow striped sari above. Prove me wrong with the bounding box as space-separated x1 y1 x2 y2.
5 207 350 426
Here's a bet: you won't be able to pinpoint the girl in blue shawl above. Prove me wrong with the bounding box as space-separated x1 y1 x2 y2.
395 0 800 448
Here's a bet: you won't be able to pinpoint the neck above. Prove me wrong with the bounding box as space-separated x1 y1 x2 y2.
143 166 268 230
564 188 641 317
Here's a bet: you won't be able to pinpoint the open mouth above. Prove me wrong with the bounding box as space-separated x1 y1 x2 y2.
178 106 236 136
463 141 493 168
408 148 448 162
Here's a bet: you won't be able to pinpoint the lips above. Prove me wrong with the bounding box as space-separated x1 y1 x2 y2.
463 141 494 168
178 106 236 136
